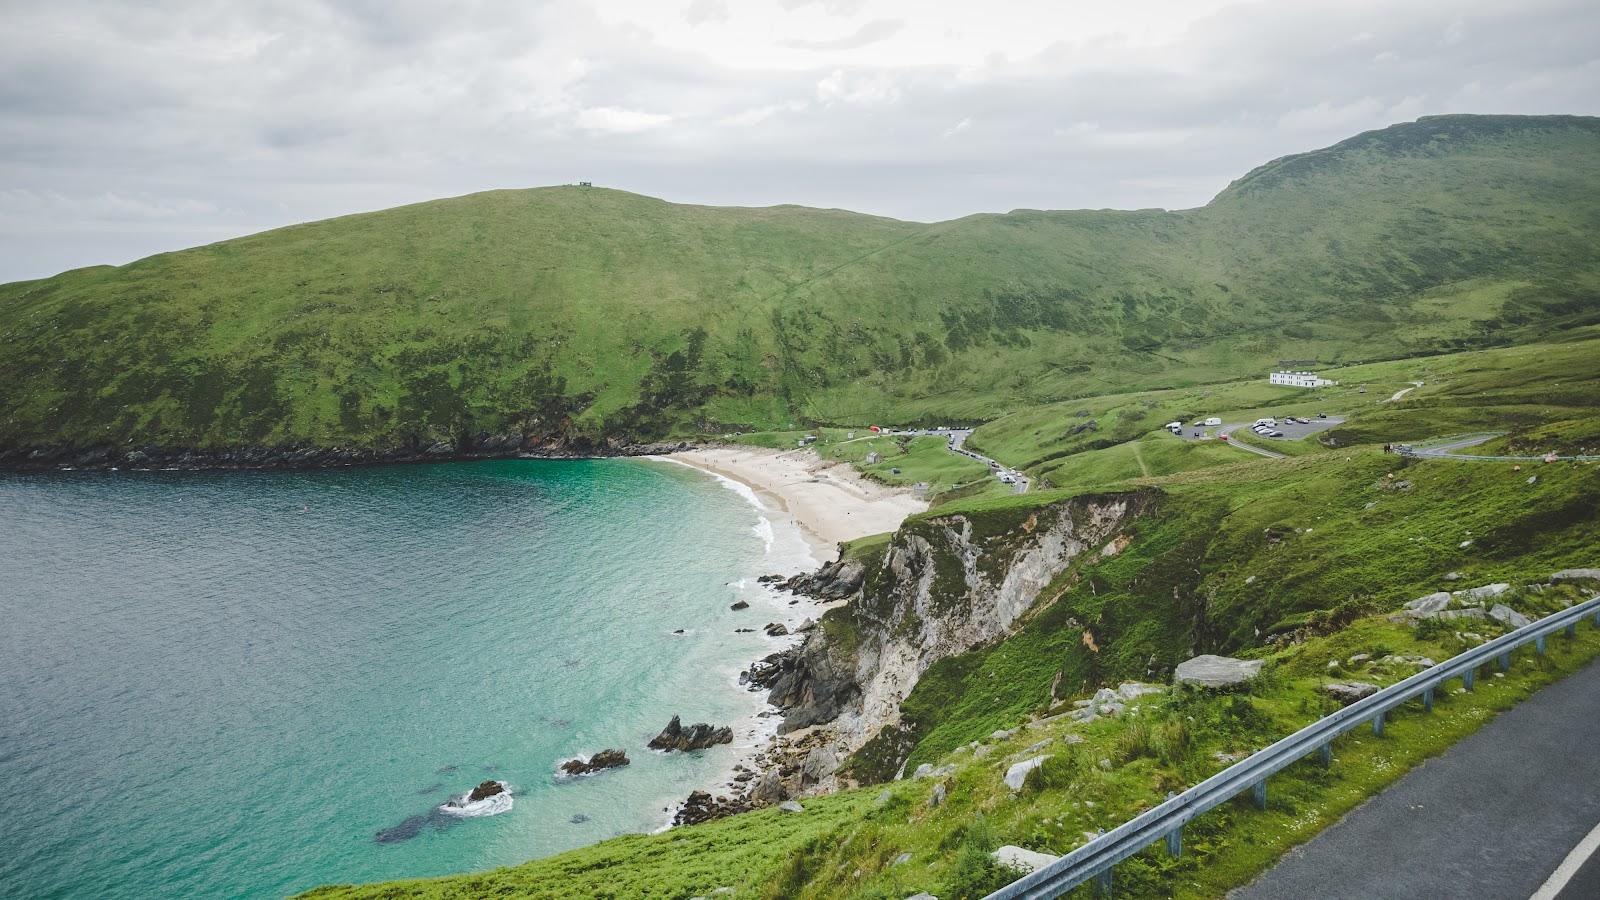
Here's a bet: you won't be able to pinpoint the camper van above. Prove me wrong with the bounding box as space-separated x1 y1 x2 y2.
1205 417 1222 427
1165 421 1183 434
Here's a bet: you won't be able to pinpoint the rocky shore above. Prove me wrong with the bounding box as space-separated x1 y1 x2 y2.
0 435 692 473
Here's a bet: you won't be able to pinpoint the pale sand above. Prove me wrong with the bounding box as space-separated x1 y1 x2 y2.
666 445 927 554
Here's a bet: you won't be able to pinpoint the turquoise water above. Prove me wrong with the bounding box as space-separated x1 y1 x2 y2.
0 459 814 898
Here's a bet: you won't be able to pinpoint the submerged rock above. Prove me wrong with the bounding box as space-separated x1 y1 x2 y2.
560 749 630 776
648 716 733 751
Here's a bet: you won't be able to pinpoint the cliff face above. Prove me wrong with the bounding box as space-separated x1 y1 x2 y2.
761 490 1157 780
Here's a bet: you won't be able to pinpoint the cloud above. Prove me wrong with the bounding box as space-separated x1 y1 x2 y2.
783 19 905 50
0 0 1597 281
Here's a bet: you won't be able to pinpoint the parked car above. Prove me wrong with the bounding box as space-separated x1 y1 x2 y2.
1270 430 1285 437
1317 412 1328 418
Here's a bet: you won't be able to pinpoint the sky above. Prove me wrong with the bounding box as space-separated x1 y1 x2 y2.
1 0 1598 282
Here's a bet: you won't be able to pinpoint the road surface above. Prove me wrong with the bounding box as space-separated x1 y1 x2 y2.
1231 657 1600 900
885 428 1029 493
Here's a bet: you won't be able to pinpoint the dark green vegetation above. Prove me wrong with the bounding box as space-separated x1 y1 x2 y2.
4 115 1600 456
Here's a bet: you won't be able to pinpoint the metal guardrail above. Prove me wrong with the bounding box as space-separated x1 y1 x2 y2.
987 592 1600 899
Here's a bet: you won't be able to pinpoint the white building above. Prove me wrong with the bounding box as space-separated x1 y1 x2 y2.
1270 370 1336 388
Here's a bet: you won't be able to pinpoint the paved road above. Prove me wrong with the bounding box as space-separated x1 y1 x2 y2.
1396 433 1600 463
884 428 1029 493
1231 658 1600 900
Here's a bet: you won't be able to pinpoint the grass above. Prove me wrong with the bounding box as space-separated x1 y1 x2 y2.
4 116 1600 456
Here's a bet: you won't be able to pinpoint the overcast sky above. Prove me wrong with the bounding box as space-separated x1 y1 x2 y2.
2 0 1597 283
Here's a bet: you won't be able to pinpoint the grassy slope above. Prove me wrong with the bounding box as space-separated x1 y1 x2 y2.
4 116 1600 453
306 444 1600 899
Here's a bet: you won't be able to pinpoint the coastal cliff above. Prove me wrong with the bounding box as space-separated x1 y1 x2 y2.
753 490 1157 790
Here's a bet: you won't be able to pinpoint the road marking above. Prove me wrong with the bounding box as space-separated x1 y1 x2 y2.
1530 818 1600 900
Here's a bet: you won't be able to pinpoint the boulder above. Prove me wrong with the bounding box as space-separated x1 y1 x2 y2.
778 800 804 813
1552 568 1600 584
467 780 507 802
1488 604 1533 629
912 763 955 780
763 622 789 637
1403 592 1452 616
672 790 751 826
1003 755 1046 792
560 749 630 776
1116 682 1164 701
648 716 734 752
906 894 939 900
730 600 749 611
1174 654 1264 689
750 768 787 803
993 845 1061 874
801 746 840 784
1324 682 1380 704
1453 583 1510 602
928 781 946 807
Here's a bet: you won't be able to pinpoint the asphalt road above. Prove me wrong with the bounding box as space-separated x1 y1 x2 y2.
1231 657 1600 900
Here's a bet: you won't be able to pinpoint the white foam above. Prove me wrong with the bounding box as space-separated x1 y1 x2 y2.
752 516 775 554
646 455 767 512
438 785 513 817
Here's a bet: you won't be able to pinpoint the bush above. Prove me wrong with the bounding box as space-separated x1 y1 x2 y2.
1116 722 1156 762
1024 748 1083 793
1154 718 1194 766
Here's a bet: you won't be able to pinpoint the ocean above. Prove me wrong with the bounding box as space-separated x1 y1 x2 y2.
0 458 817 898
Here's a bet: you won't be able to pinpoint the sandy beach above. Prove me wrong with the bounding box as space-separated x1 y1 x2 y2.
665 444 928 555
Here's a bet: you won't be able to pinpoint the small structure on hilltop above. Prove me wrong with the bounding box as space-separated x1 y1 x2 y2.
1269 370 1336 388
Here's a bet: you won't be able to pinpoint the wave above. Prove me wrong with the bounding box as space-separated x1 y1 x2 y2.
752 517 775 554
645 455 767 512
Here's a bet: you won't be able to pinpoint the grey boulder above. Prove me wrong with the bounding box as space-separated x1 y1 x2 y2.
1174 654 1264 689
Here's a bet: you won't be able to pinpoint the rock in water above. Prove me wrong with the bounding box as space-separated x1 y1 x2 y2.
560 749 631 776
440 780 513 817
648 715 734 751
1173 654 1264 689
672 790 751 826
468 780 506 802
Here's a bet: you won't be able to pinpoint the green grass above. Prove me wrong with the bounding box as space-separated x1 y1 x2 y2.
5 116 1600 457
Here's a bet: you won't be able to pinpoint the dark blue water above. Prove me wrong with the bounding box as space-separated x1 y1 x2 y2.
0 459 811 898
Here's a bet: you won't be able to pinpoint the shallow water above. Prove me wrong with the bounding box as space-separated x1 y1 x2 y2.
0 458 813 898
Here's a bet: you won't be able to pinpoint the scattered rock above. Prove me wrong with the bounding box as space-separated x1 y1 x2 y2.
1488 603 1532 629
763 622 789 637
1004 756 1046 791
569 813 590 824
906 894 939 900
801 746 840 784
1552 568 1600 584
778 800 804 813
467 780 506 802
1346 653 1371 666
991 727 1019 740
1391 655 1437 668
730 600 749 611
648 716 734 752
560 749 630 776
1444 571 1463 581
875 789 893 807
993 845 1060 874
1326 659 1341 671
1174 654 1264 689
1402 592 1452 616
1324 682 1380 704
1460 539 1473 548
929 781 946 807
912 763 955 780
892 852 913 866
672 790 751 826
1454 583 1511 602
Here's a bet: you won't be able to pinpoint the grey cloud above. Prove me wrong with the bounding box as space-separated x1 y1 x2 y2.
782 18 904 50
0 0 1597 281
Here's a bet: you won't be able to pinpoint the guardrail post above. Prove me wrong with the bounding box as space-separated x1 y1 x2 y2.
1568 622 1579 639
1592 611 1600 628
1319 743 1332 767
1498 652 1510 672
1166 827 1182 859
1464 667 1476 691
1252 779 1267 809
1423 687 1434 712
1372 711 1386 736
1536 636 1547 655
1094 867 1113 896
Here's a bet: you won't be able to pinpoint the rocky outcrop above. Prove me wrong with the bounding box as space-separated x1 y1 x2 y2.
648 716 733 751
1174 654 1264 689
1324 681 1380 704
757 491 1155 780
672 790 751 826
467 780 506 802
1551 568 1600 584
994 845 1061 874
559 749 630 775
1488 603 1532 629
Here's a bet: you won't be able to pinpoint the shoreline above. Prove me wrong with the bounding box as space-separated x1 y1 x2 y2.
660 444 929 556
641 445 926 819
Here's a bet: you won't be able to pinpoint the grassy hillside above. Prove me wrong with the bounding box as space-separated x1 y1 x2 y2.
304 444 1600 899
3 115 1599 456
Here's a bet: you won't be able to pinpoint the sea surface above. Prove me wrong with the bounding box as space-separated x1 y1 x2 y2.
0 458 816 898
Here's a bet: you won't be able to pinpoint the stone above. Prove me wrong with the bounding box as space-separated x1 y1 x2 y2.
993 845 1061 874
778 800 804 813
1444 571 1464 581
1552 568 1600 584
1392 655 1438 668
467 780 506 802
1346 653 1371 665
763 622 789 637
1063 734 1085 744
906 894 939 900
648 716 734 752
1173 654 1264 689
1460 540 1473 548
730 600 749 611
560 749 630 776
875 789 893 807
1093 687 1118 707
1454 583 1511 602
1324 682 1381 704
1403 592 1452 615
1488 603 1533 629
972 744 993 759
929 781 946 807
750 768 787 803
801 746 839 784
990 727 1018 741
1437 606 1487 621
1116 682 1163 701
892 852 913 866
1326 659 1341 671
1004 755 1046 791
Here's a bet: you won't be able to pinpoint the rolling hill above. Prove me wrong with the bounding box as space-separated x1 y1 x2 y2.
2 114 1598 461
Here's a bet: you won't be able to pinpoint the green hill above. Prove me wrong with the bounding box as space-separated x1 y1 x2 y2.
2 114 1598 458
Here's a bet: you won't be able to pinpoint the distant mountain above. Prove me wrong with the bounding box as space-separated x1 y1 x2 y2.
2 114 1597 457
